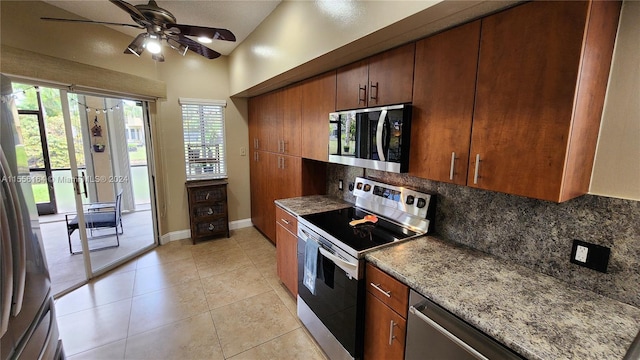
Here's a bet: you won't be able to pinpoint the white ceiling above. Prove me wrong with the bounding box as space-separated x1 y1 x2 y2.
41 0 282 56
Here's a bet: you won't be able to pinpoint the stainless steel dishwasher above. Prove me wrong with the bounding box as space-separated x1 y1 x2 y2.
405 290 523 360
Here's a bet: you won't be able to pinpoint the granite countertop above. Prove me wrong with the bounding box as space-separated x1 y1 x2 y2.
275 195 352 216
366 236 640 360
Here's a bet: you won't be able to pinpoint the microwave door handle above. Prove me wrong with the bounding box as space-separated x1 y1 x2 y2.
0 158 14 337
376 109 387 161
0 150 25 317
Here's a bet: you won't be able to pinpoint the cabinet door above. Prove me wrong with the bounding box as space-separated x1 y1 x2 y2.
469 1 589 201
409 21 480 185
261 90 283 153
250 150 268 235
364 292 406 360
367 43 415 107
282 84 302 156
301 71 336 161
249 95 269 152
336 60 368 111
277 155 302 200
276 221 298 295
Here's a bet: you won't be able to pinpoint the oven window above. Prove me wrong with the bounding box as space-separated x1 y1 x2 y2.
298 236 365 358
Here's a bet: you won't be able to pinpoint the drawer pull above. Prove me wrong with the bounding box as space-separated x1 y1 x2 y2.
370 282 391 297
281 218 290 225
207 208 213 215
208 223 215 231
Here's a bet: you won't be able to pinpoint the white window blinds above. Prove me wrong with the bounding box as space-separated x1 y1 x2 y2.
180 98 227 180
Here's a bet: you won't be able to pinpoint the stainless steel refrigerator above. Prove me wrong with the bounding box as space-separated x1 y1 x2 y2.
1 74 64 359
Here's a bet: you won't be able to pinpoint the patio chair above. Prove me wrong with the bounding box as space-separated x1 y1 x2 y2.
66 190 123 254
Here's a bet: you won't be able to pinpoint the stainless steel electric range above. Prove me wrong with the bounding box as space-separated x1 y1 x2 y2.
297 177 435 360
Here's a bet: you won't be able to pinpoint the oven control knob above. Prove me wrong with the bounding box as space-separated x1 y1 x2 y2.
417 198 427 208
406 195 415 205
356 182 363 190
363 184 371 192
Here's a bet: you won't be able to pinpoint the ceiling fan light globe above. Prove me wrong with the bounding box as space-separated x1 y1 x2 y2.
197 36 213 44
145 39 162 54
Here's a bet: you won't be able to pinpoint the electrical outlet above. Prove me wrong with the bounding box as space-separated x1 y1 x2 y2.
575 245 588 263
570 240 610 273
240 147 246 156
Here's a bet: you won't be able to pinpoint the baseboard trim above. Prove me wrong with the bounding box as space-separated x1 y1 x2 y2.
159 229 191 244
159 218 253 244
229 218 253 230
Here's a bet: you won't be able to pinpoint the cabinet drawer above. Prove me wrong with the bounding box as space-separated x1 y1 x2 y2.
193 217 228 237
193 201 227 219
192 186 226 203
366 263 409 317
275 206 297 235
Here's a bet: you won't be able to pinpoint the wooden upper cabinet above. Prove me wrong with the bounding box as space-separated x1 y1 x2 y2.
336 60 368 110
367 43 415 107
301 71 337 162
409 20 480 185
282 84 302 156
336 43 415 110
469 0 621 202
264 89 283 154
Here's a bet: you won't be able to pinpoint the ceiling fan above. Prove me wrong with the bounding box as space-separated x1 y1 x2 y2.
41 0 236 62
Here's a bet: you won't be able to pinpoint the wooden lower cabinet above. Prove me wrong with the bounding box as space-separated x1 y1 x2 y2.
365 263 409 360
364 292 407 360
275 206 298 296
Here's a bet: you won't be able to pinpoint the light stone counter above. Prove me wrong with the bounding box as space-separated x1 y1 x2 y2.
366 236 640 360
275 195 352 216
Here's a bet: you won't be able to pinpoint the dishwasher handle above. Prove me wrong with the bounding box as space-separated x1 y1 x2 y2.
409 305 489 360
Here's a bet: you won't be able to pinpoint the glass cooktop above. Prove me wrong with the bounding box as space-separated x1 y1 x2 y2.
301 207 418 253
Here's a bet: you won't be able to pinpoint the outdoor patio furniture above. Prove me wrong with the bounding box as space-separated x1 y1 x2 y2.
66 190 123 254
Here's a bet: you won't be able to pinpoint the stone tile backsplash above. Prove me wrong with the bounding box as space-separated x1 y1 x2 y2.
326 163 640 307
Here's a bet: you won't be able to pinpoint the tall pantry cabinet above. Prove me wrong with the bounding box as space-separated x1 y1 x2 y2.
249 76 329 243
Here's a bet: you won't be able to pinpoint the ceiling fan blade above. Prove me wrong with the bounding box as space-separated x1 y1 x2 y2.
168 24 236 42
174 35 221 59
109 0 148 24
41 17 145 29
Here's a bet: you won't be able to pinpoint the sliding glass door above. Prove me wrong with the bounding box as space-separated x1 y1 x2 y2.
13 82 159 295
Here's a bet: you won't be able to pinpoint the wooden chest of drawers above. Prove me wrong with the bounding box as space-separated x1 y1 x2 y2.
186 179 229 244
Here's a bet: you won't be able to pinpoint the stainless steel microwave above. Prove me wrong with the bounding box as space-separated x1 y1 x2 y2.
329 104 412 173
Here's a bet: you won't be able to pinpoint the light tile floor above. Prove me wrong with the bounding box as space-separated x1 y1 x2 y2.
55 227 327 360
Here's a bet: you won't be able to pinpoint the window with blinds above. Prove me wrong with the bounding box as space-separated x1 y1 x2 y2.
179 98 227 180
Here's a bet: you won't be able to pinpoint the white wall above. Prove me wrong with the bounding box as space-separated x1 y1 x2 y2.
590 1 640 200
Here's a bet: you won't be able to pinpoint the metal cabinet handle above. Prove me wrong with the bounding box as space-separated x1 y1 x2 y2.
369 81 379 101
473 154 481 184
281 218 290 225
389 320 397 345
450 152 456 181
282 140 286 154
370 282 391 297
410 305 489 360
358 84 367 104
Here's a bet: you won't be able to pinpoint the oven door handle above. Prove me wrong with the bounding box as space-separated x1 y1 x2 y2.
318 247 357 274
